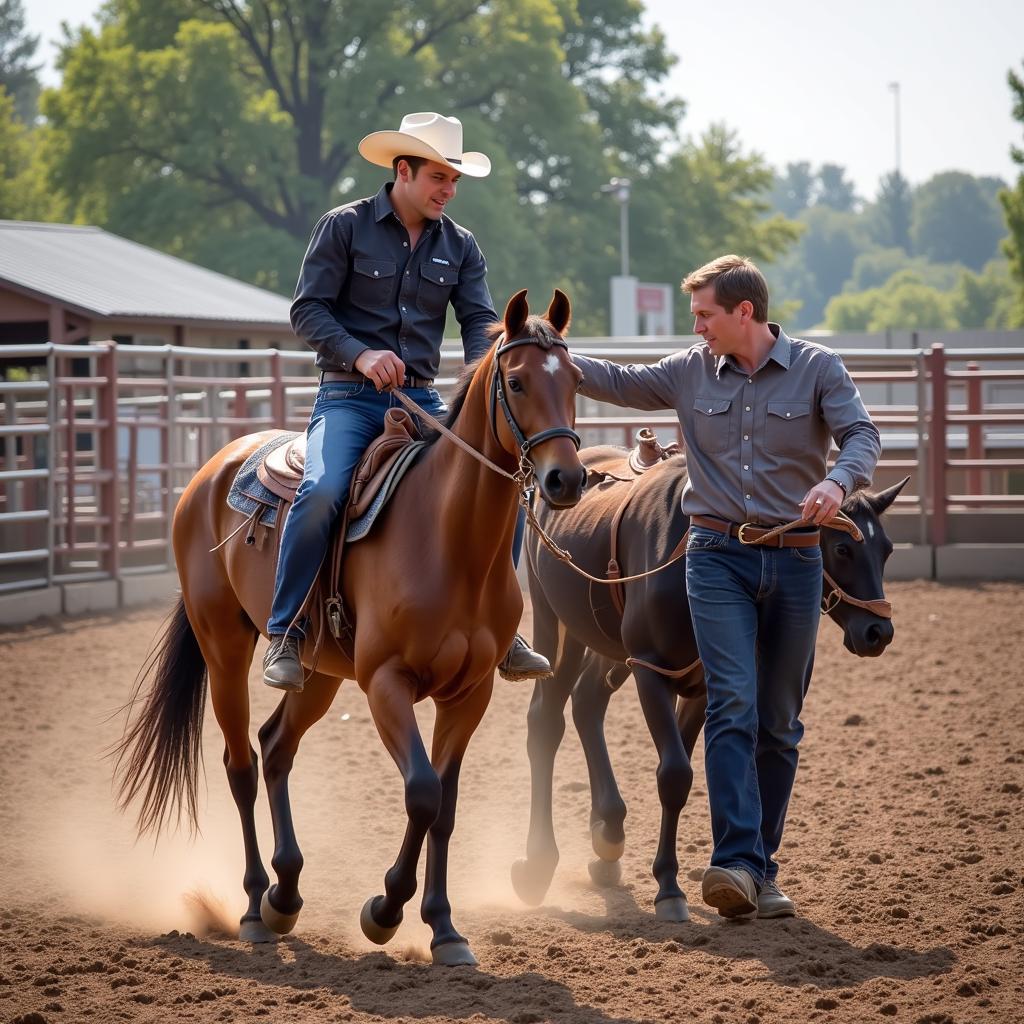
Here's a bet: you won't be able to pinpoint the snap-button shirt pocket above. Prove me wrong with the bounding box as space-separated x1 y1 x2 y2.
350 257 396 309
417 260 459 316
765 401 811 455
693 397 732 454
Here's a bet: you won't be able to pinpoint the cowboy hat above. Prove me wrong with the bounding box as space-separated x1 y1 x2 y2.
358 112 491 178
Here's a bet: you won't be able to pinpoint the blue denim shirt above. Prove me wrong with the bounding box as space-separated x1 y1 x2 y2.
290 183 498 379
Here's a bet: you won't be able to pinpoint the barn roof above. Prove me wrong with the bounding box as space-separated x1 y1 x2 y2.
0 221 292 327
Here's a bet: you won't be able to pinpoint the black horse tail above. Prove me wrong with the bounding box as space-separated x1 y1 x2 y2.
112 596 208 837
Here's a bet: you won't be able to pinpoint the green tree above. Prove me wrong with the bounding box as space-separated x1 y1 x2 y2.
0 86 53 219
768 161 814 217
1001 61 1024 326
626 125 801 332
0 0 39 123
869 170 912 252
950 261 1016 329
824 270 956 332
911 170 1006 270
815 163 858 212
42 0 684 309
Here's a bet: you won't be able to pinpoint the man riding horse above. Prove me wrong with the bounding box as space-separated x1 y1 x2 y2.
264 111 548 690
571 255 882 920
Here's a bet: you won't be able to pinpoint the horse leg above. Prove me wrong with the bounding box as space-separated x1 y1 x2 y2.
257 671 342 935
677 687 707 760
359 670 440 946
421 681 492 966
570 654 629 888
510 628 585 906
179 580 280 943
633 663 693 922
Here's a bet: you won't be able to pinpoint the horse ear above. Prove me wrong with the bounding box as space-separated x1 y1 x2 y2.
503 289 529 339
868 475 910 515
545 289 572 335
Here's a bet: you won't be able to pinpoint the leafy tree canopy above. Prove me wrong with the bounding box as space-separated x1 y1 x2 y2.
911 170 1006 271
1000 60 1024 326
0 0 39 122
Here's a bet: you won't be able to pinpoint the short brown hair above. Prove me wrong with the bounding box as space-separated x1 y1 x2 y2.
682 255 770 323
392 155 427 179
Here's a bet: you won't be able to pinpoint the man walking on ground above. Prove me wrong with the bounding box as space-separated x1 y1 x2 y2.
263 111 550 691
570 255 881 919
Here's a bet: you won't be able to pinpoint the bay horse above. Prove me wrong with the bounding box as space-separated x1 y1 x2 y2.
114 290 586 966
512 442 907 921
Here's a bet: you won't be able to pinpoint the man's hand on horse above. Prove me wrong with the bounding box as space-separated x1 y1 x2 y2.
799 479 845 525
355 350 406 391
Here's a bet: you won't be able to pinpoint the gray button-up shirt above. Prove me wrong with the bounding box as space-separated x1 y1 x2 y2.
290 183 498 379
574 325 881 525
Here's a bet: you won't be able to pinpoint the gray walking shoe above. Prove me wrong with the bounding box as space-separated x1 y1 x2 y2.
263 634 304 691
757 878 796 918
701 865 758 920
497 633 553 681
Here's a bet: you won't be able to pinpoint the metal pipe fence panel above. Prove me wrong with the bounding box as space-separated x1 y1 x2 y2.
1 340 1023 592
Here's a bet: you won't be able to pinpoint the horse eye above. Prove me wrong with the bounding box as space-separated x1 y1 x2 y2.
507 377 524 393
834 543 852 559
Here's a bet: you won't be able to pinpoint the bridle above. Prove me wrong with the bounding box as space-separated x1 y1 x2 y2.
392 329 581 493
488 332 581 477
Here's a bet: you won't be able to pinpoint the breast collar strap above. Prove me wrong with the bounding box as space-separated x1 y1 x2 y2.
488 332 582 461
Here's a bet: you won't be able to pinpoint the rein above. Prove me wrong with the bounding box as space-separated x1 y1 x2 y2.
394 359 892 622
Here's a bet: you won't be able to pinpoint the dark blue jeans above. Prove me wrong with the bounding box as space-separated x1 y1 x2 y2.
268 380 526 638
684 526 822 886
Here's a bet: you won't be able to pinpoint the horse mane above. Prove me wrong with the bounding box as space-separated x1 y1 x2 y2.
420 316 562 448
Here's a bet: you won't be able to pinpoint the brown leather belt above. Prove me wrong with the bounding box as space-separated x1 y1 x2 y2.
690 515 820 548
321 370 434 388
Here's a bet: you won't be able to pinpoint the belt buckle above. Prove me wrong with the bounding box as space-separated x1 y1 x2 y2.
736 522 760 545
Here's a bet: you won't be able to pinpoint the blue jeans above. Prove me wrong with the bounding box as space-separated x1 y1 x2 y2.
268 380 527 637
684 526 822 886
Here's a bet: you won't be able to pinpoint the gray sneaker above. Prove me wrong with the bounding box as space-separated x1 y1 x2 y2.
263 634 304 691
701 866 758 920
757 878 796 918
497 633 553 681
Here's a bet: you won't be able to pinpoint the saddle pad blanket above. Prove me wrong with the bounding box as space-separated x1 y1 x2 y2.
227 432 295 528
227 432 428 543
346 441 427 542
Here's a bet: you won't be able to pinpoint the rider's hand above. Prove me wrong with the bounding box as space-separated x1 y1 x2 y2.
799 479 845 525
354 350 405 391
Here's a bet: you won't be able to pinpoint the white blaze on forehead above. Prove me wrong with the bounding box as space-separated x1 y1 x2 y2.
543 353 561 376
866 520 875 540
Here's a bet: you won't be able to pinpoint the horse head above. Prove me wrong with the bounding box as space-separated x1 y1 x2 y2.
491 289 587 509
821 476 909 657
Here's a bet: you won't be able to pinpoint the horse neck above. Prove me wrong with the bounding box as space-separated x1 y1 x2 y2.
424 347 521 553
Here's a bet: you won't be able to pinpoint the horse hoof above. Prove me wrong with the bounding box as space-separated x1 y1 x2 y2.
588 857 622 887
239 917 282 943
510 857 553 907
591 820 625 862
654 895 690 922
260 891 301 935
360 896 400 945
431 941 478 967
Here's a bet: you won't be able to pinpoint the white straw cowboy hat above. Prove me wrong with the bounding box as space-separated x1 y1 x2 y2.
358 112 491 178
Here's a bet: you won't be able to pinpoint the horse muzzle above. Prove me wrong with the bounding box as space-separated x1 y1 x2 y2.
535 459 587 509
842 615 894 658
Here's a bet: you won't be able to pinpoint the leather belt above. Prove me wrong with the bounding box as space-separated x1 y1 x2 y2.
321 370 434 388
690 515 820 548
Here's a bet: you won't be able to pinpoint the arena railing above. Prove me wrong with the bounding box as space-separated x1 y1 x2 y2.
0 340 1022 593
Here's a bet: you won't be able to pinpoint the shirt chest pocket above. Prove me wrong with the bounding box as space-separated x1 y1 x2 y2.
417 260 459 316
764 401 812 455
350 257 396 309
693 397 732 454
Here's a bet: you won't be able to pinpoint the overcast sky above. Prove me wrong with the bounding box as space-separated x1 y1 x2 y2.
22 0 1024 201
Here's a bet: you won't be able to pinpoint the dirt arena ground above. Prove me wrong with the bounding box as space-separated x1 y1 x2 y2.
1 581 1022 1024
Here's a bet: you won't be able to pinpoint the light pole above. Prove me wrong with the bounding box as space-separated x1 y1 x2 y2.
888 81 901 176
601 177 632 277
